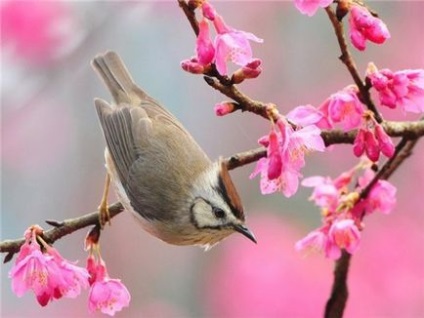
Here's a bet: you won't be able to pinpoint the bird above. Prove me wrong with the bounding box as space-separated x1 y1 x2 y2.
91 51 256 249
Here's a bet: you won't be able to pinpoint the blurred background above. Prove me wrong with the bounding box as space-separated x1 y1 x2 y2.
1 1 423 317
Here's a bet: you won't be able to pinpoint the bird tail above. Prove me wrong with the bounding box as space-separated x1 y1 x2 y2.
91 51 147 105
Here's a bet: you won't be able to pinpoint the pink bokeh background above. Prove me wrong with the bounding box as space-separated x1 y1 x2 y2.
1 1 423 317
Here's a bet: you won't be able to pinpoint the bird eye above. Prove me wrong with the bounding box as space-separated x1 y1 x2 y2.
213 207 226 219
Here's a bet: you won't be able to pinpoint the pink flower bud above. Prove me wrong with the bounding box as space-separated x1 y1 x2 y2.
267 129 282 180
258 135 269 147
214 102 235 116
374 124 395 158
364 130 380 162
353 128 366 157
196 19 215 65
181 58 205 74
201 2 216 20
232 59 262 83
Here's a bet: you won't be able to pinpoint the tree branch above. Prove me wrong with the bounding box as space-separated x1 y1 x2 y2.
325 251 351 318
2 116 423 262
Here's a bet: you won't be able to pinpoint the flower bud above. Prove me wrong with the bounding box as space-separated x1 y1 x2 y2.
214 102 236 116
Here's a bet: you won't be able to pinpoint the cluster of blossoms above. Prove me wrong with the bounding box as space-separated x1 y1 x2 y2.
237 0 422 258
181 0 263 79
294 0 390 51
250 108 325 197
9 225 130 316
296 164 397 259
367 63 424 113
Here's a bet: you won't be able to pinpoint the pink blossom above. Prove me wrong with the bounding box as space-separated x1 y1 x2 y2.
250 157 301 197
357 169 397 215
287 125 325 169
9 242 56 306
196 19 215 65
214 102 235 116
250 120 324 197
47 247 90 298
286 104 330 128
368 66 424 113
348 5 390 51
328 219 361 256
87 257 130 316
302 176 340 211
213 14 263 75
367 180 397 214
293 0 333 17
318 86 365 131
295 229 328 254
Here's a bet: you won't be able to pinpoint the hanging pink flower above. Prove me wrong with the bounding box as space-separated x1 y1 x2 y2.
196 19 215 65
250 118 324 197
357 169 397 215
348 5 390 51
353 123 394 162
87 255 130 316
9 226 89 306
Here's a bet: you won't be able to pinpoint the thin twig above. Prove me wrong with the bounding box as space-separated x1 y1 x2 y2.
178 0 199 36
325 6 382 123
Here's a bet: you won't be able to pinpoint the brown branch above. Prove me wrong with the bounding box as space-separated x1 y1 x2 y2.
325 6 382 123
1 202 125 263
178 0 199 36
324 136 420 317
360 137 418 200
204 76 277 120
325 251 351 318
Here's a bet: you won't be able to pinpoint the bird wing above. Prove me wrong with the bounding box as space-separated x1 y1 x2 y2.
95 98 211 221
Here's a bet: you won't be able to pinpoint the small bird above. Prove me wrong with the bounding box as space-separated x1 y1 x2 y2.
91 51 256 249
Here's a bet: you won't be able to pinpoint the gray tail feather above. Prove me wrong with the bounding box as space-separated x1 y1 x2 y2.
91 51 146 104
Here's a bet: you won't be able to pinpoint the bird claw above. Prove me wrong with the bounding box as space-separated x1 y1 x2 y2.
98 203 111 228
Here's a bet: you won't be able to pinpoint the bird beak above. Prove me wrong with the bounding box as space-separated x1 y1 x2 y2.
233 224 257 244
